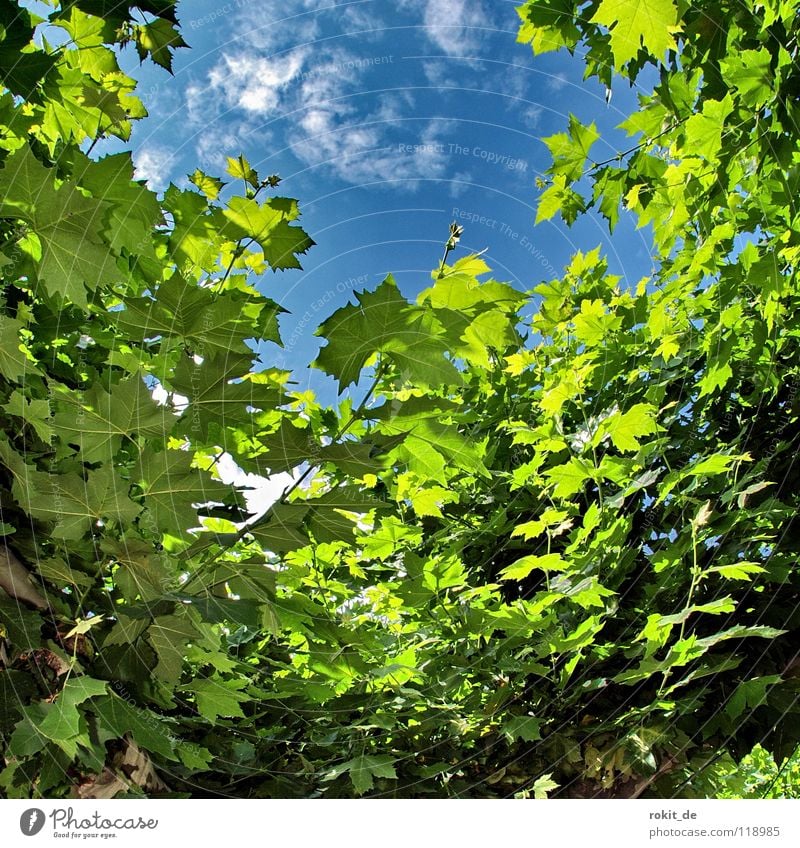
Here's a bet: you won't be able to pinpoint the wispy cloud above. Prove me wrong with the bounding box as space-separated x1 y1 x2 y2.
227 4 322 52
422 59 463 88
400 0 492 56
287 59 450 186
186 19 454 188
520 105 544 130
188 49 308 119
133 145 174 190
181 1 509 189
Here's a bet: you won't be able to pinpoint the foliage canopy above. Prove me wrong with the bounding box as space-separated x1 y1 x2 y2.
0 0 799 798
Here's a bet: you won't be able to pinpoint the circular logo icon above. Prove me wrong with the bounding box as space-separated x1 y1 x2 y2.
20 809 45 836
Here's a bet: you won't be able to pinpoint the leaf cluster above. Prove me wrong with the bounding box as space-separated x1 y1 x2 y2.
1 0 799 800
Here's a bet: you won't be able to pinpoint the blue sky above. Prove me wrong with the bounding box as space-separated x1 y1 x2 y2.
111 0 658 397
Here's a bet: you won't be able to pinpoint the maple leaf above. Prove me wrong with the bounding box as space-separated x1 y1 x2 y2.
603 403 658 452
115 273 283 353
71 151 163 257
221 196 314 271
134 448 229 537
189 678 249 723
133 18 187 72
591 0 679 67
543 114 600 182
12 466 141 539
0 147 118 306
170 352 285 440
51 375 171 463
315 275 462 389
0 315 39 381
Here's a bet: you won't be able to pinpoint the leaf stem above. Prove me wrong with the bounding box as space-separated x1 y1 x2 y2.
589 119 687 171
437 222 464 278
658 521 701 696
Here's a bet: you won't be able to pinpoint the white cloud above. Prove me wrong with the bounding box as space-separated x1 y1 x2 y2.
133 145 174 190
228 5 322 52
520 105 543 130
422 59 461 88
183 3 496 189
194 125 256 172
197 48 309 117
291 90 452 188
400 0 492 55
188 43 451 188
340 4 385 34
448 170 473 197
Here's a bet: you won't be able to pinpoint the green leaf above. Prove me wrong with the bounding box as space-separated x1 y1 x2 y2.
103 538 169 601
115 273 283 354
0 595 44 650
0 317 37 382
503 715 542 742
249 502 310 553
536 174 586 224
13 465 141 539
406 484 459 518
499 553 567 580
330 754 397 795
133 18 187 71
242 418 316 474
315 275 462 389
190 678 249 723
148 614 197 684
572 298 621 345
222 196 314 271
698 354 733 397
0 147 118 306
0 6 55 95
134 448 229 538
423 554 466 591
164 184 225 271
7 709 49 758
72 151 162 257
177 743 214 770
512 507 572 541
544 458 592 498
52 375 171 463
725 676 782 721
603 403 657 452
226 154 259 188
64 615 106 639
516 1 581 55
703 562 766 581
544 114 600 182
170 352 284 440
720 48 773 109
175 595 263 629
684 96 734 162
93 695 178 760
2 389 53 441
317 439 391 477
375 396 487 480
692 624 786 652
38 677 107 742
532 773 559 799
591 0 679 68
189 169 226 200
